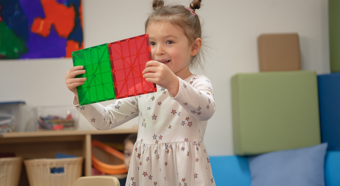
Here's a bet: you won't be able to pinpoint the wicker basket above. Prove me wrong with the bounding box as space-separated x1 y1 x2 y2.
24 157 83 186
0 157 23 186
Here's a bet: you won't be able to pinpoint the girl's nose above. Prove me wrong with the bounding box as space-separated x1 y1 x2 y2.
155 45 165 55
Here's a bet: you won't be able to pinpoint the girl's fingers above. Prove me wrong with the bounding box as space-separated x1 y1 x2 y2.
70 70 86 77
143 73 159 84
67 77 86 85
71 82 85 87
72 66 84 70
145 60 161 67
66 78 86 89
68 84 83 91
66 70 86 81
144 77 156 83
142 66 158 74
142 72 157 79
67 81 85 89
66 66 84 76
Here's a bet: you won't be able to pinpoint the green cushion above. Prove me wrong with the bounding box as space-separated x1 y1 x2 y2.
329 0 340 72
231 71 321 155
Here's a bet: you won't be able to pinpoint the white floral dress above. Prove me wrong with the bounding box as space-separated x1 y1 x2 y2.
74 74 216 186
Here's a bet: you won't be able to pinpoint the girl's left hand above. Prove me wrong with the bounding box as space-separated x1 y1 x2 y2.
142 61 179 95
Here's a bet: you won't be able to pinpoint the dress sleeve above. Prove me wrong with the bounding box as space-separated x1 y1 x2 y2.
73 96 139 130
170 75 216 121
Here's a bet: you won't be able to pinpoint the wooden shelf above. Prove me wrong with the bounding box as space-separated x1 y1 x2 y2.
0 126 138 186
0 127 138 138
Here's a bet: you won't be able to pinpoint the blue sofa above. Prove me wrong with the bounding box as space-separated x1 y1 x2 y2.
209 151 340 186
217 72 340 186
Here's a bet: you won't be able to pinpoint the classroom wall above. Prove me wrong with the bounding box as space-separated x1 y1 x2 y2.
0 0 329 156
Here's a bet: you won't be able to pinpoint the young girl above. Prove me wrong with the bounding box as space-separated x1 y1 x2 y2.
65 0 216 185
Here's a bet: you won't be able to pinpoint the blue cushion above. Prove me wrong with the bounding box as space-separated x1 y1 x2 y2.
318 73 340 150
325 151 340 186
210 155 251 186
249 143 327 186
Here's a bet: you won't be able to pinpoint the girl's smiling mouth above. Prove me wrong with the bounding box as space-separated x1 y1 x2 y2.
157 59 171 64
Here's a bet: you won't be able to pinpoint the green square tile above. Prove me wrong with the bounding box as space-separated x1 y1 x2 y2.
100 61 111 73
72 43 116 105
102 72 113 84
77 87 89 106
95 85 105 101
93 74 102 85
231 71 321 155
84 63 93 75
103 84 115 99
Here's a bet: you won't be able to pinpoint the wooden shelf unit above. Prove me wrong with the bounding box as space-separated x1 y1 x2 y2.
0 127 138 186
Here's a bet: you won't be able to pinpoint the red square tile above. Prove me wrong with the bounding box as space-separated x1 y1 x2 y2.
109 34 157 98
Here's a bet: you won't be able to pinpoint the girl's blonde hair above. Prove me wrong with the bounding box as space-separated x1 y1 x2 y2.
145 0 204 69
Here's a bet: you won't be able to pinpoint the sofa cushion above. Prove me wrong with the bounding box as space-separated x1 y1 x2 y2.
329 0 340 72
318 73 340 151
248 143 327 186
325 151 340 186
210 155 251 186
231 71 321 155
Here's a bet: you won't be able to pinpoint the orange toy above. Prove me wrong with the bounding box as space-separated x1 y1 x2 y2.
91 140 127 175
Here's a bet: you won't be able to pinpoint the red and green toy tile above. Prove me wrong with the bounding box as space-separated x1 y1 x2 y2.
72 34 157 106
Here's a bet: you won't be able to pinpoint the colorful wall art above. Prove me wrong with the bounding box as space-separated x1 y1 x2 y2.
0 0 83 59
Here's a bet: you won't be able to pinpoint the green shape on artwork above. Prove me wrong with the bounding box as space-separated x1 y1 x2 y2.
0 22 28 59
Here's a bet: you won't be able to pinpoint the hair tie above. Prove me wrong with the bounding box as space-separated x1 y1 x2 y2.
184 7 196 16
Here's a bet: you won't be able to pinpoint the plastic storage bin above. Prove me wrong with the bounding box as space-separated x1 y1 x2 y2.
24 157 83 186
0 101 25 133
0 157 23 186
35 105 79 131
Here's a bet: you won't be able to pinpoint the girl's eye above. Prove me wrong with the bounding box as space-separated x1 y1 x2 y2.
166 41 174 44
150 42 156 46
124 153 131 157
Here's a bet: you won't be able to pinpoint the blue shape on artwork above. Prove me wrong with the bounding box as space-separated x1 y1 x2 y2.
0 0 29 42
20 25 67 59
56 0 67 4
19 0 46 27
19 0 67 59
65 0 81 11
68 17 83 47
1 0 83 59
66 0 83 47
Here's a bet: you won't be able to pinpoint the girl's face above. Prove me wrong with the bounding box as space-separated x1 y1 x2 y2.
124 141 134 170
146 21 193 80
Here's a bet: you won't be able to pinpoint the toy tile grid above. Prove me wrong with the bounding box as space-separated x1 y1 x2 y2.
72 34 157 106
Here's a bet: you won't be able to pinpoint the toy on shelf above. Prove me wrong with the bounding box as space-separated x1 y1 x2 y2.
38 114 76 130
36 105 79 131
91 140 127 175
72 34 157 106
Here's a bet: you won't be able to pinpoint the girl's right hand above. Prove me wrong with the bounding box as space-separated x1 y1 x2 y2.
65 66 86 95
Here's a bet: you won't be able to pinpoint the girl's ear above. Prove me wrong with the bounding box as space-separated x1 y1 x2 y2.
190 38 202 56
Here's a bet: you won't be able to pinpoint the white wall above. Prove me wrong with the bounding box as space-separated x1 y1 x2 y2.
0 0 329 156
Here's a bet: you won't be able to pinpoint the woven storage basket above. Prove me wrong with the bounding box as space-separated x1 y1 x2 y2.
0 157 23 186
24 157 83 186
